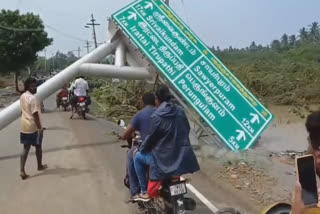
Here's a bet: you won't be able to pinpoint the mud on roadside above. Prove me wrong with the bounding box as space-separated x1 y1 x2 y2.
196 105 316 210
0 87 20 110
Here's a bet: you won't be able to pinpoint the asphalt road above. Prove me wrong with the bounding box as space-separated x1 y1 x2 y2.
0 97 254 214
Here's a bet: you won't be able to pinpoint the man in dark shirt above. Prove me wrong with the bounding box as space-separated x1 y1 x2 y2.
134 85 200 201
120 92 155 200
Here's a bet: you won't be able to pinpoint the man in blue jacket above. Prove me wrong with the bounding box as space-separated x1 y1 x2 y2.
134 85 200 201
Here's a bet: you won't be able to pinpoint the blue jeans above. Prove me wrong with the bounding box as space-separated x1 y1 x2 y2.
134 152 153 194
127 148 140 196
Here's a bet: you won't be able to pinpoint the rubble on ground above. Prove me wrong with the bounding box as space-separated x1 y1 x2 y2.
0 88 20 110
218 161 291 205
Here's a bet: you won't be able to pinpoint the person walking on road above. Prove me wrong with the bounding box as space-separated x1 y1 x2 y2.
20 78 47 180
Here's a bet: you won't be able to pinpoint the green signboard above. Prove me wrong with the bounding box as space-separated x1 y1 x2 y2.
112 0 274 150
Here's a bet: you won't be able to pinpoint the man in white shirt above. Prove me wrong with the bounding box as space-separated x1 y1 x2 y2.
73 76 89 97
20 78 47 180
70 76 89 106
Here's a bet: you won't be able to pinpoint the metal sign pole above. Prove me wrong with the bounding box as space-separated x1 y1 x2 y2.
0 39 153 131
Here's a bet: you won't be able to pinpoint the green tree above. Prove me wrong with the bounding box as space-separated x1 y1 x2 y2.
299 27 309 42
289 35 297 47
49 51 77 72
0 10 52 92
281 34 289 50
309 22 320 43
271 40 281 51
249 41 257 51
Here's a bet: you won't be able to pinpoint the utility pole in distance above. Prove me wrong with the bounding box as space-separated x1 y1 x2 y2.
85 14 100 49
44 49 47 74
84 40 91 53
77 47 82 58
71 47 82 58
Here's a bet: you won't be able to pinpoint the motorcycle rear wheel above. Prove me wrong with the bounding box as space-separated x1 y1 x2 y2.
263 207 291 214
215 208 242 214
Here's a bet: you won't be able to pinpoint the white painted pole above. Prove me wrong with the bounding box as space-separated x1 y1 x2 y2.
0 41 118 131
115 42 126 67
79 63 152 80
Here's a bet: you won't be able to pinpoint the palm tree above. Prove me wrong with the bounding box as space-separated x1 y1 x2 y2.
309 22 320 42
299 27 309 42
289 35 296 47
271 40 281 51
281 34 289 49
249 41 257 51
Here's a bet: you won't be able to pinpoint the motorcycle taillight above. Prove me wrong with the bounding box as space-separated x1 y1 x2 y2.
79 97 85 102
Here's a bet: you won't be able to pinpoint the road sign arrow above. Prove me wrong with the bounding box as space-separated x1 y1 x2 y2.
236 130 246 141
127 12 137 20
249 113 260 124
144 2 154 10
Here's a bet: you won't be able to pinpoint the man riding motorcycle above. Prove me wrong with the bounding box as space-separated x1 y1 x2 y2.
69 76 90 112
134 85 200 201
56 83 69 108
119 92 156 200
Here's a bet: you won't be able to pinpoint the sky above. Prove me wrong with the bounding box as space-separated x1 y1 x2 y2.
1 0 320 57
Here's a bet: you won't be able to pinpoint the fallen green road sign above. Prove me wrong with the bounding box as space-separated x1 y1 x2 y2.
112 0 274 150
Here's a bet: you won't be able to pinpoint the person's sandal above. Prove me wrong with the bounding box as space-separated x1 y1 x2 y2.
20 173 30 180
38 164 48 171
135 193 150 202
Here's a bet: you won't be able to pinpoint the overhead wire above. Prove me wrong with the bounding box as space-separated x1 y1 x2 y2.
0 25 44 32
44 24 87 42
0 24 87 42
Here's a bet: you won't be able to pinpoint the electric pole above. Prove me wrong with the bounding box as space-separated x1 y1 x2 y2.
51 53 55 76
85 14 100 48
77 47 82 58
84 40 91 53
44 49 47 74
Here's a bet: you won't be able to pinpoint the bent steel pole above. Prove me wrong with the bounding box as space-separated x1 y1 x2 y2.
79 64 152 80
0 41 118 130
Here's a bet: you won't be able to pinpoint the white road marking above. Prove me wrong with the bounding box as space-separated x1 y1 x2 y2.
184 180 219 213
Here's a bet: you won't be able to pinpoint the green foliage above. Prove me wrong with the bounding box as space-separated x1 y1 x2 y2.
92 80 149 119
215 22 320 105
48 51 78 72
30 51 78 75
0 10 52 73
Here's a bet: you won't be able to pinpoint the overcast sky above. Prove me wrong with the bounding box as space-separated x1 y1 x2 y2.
2 0 320 57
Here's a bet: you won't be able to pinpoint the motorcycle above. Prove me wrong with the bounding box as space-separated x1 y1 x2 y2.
70 96 88 119
58 95 69 111
117 119 197 214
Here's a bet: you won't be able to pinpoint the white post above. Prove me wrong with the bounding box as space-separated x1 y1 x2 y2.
79 63 151 79
0 41 118 130
115 42 126 67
